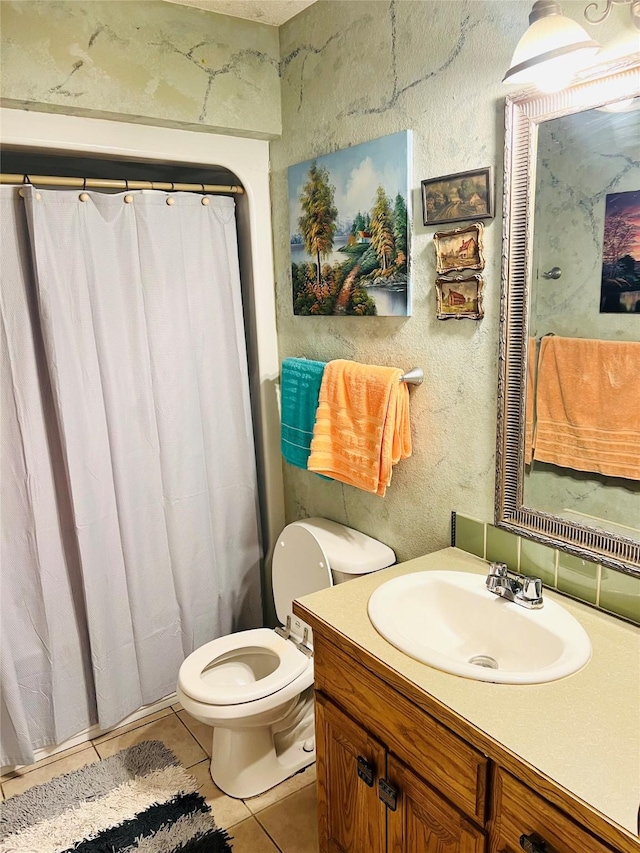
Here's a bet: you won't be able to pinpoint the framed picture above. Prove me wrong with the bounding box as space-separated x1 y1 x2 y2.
288 131 412 316
421 167 493 226
433 223 484 274
600 189 640 313
435 275 484 320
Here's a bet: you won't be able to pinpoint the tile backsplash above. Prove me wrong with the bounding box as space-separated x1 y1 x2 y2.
453 512 640 626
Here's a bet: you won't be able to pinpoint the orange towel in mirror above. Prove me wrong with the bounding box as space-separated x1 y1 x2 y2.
533 336 640 480
308 360 412 496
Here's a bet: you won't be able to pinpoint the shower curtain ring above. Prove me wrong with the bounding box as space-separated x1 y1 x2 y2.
200 183 210 205
123 179 134 204
18 174 32 198
82 177 87 191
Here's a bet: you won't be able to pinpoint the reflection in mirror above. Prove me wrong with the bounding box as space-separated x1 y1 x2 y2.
496 57 640 574
525 101 640 542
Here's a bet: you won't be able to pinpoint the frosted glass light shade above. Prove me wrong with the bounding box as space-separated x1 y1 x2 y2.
504 1 602 90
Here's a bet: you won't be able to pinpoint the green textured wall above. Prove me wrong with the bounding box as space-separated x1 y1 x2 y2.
2 0 635 590
271 0 634 563
0 0 281 138
271 0 526 560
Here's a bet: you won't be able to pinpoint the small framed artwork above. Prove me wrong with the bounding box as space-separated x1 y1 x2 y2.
600 189 640 313
421 167 494 226
434 223 484 274
435 275 484 320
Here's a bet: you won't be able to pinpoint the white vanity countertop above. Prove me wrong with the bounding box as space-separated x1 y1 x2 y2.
296 547 640 838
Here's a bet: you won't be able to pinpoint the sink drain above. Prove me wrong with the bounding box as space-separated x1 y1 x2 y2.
469 655 499 669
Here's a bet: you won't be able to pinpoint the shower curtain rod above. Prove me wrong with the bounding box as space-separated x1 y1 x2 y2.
0 173 245 194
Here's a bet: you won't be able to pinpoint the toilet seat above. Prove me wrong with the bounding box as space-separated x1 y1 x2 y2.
178 628 309 706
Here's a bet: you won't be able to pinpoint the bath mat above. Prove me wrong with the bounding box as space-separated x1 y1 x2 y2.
0 740 232 852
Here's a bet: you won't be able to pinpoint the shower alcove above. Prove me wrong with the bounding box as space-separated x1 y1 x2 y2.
0 108 285 627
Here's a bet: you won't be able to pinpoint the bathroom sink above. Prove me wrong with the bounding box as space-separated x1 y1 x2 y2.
367 571 591 684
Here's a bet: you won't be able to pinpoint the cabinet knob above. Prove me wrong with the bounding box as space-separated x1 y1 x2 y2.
520 833 547 853
356 755 374 787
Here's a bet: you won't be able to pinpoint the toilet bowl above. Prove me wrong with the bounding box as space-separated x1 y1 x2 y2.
177 517 395 798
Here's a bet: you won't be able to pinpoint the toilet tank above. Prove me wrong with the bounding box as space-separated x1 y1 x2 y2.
290 518 396 584
271 518 396 632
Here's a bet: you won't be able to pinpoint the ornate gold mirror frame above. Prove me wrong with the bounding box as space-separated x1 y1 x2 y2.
496 55 640 575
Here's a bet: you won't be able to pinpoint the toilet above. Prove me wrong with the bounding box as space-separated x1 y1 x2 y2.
176 517 395 799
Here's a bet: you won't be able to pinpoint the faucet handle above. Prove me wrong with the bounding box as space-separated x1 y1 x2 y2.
488 561 508 577
521 576 543 604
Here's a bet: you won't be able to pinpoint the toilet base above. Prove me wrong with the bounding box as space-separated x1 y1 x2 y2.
210 725 315 799
208 687 315 799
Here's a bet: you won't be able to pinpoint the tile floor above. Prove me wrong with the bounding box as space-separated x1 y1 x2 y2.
1 702 319 853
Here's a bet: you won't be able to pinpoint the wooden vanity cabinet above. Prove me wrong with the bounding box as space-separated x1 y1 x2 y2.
316 695 386 853
490 768 618 853
316 693 485 853
387 756 486 853
313 634 488 853
298 614 637 853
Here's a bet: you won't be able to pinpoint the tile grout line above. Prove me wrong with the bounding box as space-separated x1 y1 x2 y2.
249 780 318 852
2 706 180 781
92 708 174 747
252 810 286 853
2 741 98 786
243 778 317 816
172 712 209 769
3 707 195 799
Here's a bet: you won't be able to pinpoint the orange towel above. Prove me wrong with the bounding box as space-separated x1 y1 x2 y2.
533 336 640 480
307 360 412 496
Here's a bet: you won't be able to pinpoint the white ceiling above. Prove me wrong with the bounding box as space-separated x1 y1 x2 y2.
162 0 317 27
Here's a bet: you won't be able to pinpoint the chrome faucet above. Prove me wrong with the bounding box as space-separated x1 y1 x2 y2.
486 562 544 609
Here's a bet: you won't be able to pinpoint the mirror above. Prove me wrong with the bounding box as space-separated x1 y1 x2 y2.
496 56 640 575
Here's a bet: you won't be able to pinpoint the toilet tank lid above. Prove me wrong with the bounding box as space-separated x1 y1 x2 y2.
293 518 395 575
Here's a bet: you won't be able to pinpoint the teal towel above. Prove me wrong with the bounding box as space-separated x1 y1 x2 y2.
281 357 326 469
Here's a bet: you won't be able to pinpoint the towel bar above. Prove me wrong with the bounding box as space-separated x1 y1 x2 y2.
400 367 424 386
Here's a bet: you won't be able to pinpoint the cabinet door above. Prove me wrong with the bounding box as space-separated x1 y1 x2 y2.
388 755 486 853
490 768 617 853
315 693 386 853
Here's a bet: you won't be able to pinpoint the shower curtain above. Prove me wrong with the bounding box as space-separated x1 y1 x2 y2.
0 185 262 765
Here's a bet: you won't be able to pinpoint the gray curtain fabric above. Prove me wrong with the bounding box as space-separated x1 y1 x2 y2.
0 186 262 765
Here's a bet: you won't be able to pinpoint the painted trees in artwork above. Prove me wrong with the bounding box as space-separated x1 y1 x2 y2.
393 193 408 264
603 211 635 276
298 161 338 288
291 158 409 315
600 190 640 312
370 186 395 272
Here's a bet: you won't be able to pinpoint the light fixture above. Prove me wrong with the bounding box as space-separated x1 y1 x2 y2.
584 0 640 29
504 0 603 91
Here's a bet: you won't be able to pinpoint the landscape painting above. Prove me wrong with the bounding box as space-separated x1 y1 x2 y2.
288 131 411 316
421 167 494 226
600 189 640 313
433 223 485 274
435 275 484 320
